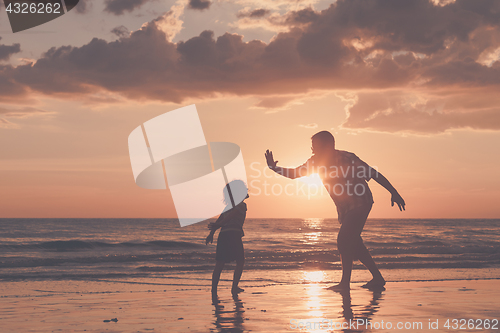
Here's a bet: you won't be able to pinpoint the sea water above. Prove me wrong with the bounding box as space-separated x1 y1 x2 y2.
0 218 499 285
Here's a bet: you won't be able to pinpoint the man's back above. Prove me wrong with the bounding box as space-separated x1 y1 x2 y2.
297 149 376 216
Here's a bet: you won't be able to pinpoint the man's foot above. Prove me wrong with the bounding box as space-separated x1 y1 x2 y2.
326 283 350 291
361 278 386 290
231 287 245 294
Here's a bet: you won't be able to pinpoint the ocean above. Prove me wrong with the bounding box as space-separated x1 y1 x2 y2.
1 218 499 285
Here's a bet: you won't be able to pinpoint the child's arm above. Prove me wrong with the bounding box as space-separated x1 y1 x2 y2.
207 213 226 231
205 229 216 244
208 204 245 230
205 213 226 245
206 204 246 245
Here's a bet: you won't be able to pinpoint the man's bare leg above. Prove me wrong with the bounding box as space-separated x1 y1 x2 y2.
327 253 353 290
356 245 385 288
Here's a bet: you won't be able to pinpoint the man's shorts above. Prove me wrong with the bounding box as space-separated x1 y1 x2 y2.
338 203 373 235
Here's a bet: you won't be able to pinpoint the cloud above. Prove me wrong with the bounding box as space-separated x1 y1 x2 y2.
0 64 29 102
0 117 16 129
431 0 456 6
252 91 329 111
232 0 320 11
0 106 53 128
104 0 149 15
254 96 296 109
188 0 211 10
233 7 318 33
0 0 500 133
341 90 500 133
0 106 54 118
74 0 92 14
236 8 270 18
153 1 186 41
0 38 21 61
111 25 130 38
299 123 318 129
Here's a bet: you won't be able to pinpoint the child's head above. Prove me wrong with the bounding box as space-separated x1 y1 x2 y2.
223 180 249 207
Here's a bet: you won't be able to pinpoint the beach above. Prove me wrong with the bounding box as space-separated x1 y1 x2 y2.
1 277 499 332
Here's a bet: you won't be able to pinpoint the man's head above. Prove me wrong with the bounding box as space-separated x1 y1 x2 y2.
311 131 335 155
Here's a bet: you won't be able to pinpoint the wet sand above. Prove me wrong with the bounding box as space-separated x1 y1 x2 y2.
0 278 499 332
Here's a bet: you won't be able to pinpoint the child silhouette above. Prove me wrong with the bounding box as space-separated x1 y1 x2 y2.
206 180 249 297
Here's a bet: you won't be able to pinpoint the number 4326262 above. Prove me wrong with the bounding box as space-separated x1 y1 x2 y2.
444 319 498 330
5 2 62 14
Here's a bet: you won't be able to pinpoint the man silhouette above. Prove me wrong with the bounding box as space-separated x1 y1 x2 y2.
265 131 405 290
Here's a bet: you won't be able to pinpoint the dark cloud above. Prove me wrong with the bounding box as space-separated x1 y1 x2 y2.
104 0 149 15
111 25 130 38
188 0 211 11
1 0 500 133
424 58 500 86
282 7 319 26
0 38 21 61
308 0 498 55
0 65 28 102
237 8 270 18
74 0 92 14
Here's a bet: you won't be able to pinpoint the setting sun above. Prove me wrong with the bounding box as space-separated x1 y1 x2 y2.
298 173 324 188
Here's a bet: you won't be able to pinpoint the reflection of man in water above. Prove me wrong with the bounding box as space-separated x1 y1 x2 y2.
265 131 405 290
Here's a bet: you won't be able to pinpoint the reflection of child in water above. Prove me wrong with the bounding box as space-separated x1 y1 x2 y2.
206 180 249 297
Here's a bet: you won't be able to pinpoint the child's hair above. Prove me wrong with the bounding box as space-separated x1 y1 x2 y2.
223 179 248 206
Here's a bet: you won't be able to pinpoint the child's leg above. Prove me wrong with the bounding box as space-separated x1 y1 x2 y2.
232 258 245 293
212 261 225 294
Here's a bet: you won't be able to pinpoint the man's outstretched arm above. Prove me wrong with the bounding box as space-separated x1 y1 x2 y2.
372 171 406 211
265 149 308 179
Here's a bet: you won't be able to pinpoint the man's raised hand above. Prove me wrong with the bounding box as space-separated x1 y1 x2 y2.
265 149 278 169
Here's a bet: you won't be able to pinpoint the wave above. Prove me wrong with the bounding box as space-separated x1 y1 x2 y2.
1 249 498 270
0 240 205 252
1 263 499 283
364 240 447 247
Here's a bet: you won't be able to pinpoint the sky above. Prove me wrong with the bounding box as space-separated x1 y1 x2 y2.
1 0 500 219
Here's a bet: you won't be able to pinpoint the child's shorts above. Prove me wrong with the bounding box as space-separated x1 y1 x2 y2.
216 230 244 263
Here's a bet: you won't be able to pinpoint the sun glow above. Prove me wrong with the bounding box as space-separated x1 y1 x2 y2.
298 173 323 187
303 271 327 320
303 271 326 283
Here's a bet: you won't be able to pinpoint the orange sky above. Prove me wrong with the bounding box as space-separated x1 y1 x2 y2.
1 0 500 219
